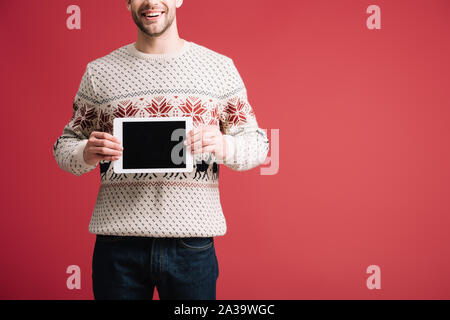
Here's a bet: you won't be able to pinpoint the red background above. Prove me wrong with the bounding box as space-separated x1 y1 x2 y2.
1 0 450 299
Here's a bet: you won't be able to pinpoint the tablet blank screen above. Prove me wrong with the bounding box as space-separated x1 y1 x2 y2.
122 121 186 169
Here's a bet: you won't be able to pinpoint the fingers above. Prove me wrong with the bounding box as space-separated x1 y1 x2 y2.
90 146 123 157
185 134 214 146
91 131 121 144
189 137 220 154
97 154 121 161
185 128 215 145
89 132 123 160
185 135 216 154
89 135 123 152
86 132 123 163
184 126 222 156
188 126 214 139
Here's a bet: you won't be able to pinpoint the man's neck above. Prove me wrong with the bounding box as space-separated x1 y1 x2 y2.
134 29 184 55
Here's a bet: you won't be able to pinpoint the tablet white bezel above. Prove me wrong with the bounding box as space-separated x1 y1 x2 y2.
113 117 193 174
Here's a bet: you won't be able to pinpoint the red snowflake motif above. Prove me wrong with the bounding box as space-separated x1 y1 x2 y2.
208 106 219 125
224 98 247 126
70 101 79 121
98 110 113 134
179 98 207 124
113 100 140 118
73 103 97 132
144 97 173 117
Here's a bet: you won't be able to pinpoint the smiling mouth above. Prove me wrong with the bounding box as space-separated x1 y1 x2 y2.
141 11 165 21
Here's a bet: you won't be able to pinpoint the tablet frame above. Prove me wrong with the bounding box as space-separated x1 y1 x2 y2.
113 117 193 174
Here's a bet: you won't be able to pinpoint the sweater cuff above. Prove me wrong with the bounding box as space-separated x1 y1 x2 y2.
73 139 98 170
222 134 236 164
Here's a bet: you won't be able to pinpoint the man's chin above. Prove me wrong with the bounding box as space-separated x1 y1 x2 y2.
136 23 162 36
133 14 173 37
142 29 166 37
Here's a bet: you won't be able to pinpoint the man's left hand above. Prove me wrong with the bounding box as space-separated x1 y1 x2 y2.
184 125 228 161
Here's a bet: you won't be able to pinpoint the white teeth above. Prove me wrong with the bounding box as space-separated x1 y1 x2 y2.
146 12 161 17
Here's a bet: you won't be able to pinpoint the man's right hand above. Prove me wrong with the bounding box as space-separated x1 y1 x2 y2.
83 131 124 166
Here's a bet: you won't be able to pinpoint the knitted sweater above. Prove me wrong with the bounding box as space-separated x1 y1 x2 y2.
53 40 269 237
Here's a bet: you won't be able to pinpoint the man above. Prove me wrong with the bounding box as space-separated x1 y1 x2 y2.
53 0 269 300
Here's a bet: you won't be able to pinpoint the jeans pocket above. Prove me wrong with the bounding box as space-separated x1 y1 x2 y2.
177 237 214 251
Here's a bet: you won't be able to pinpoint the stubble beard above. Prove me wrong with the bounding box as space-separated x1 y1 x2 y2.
131 10 175 37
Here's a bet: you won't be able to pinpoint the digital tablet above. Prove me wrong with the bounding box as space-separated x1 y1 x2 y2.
113 117 193 174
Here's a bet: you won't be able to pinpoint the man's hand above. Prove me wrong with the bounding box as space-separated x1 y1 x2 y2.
184 125 228 161
83 131 123 166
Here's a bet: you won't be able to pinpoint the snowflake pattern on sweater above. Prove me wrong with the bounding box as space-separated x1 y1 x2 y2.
53 40 269 237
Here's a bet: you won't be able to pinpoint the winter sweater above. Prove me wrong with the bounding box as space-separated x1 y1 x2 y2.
52 39 269 237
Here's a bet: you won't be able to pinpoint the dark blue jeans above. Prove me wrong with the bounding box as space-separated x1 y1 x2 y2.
92 234 219 300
